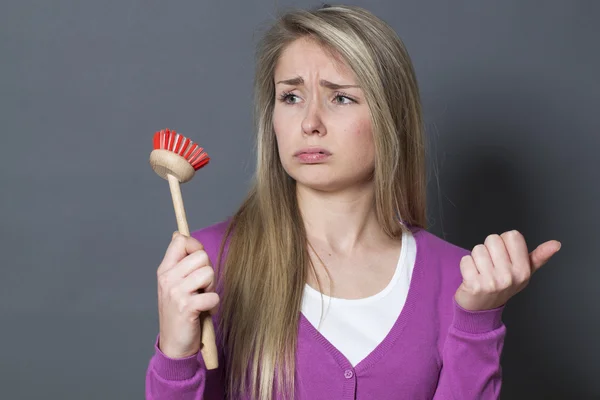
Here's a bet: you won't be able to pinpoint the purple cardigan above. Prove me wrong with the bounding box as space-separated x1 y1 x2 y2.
145 220 505 399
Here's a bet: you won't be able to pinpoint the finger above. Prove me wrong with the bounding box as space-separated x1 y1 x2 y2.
166 249 211 280
471 244 495 276
189 292 220 316
157 251 211 291
484 234 513 286
178 266 215 294
157 233 204 276
501 230 530 279
485 234 512 266
529 240 561 273
459 255 479 286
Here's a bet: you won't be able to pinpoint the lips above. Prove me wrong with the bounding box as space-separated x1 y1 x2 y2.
293 147 332 156
293 147 332 164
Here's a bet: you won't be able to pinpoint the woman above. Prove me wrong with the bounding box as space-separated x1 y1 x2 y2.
145 5 560 400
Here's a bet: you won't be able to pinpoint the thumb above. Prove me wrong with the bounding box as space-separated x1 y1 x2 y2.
529 240 561 273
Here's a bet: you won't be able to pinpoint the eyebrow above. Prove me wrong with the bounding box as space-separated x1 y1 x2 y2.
276 77 359 90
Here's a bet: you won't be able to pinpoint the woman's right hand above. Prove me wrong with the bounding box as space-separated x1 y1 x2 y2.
156 232 220 359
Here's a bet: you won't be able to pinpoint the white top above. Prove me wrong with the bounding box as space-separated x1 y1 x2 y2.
300 228 416 366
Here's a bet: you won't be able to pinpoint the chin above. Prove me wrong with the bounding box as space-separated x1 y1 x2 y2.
283 164 373 192
297 181 339 192
291 172 350 193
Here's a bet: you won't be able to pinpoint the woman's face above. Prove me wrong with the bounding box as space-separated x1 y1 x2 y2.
272 37 375 193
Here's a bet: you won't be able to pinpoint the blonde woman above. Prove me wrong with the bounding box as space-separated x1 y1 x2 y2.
145 5 560 400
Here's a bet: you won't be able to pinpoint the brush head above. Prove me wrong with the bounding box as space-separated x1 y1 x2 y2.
149 128 210 183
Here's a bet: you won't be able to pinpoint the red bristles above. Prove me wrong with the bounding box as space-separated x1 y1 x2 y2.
153 129 210 170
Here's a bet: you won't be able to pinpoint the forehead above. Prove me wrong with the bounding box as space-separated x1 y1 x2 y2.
274 37 354 81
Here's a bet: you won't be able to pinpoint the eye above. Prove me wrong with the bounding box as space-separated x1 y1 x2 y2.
333 92 356 105
278 91 300 104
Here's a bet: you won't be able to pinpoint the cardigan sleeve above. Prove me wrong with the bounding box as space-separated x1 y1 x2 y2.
145 333 226 400
432 298 506 399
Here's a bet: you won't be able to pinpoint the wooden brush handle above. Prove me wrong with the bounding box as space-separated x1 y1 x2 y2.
167 173 191 236
167 173 219 370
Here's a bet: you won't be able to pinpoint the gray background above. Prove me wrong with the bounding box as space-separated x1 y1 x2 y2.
1 0 597 398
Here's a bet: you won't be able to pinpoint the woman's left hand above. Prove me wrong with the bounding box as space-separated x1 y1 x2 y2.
455 230 561 312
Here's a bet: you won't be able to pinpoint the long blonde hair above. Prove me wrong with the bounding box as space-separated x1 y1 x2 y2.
216 5 427 399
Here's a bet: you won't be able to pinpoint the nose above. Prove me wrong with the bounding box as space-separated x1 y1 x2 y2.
301 99 327 136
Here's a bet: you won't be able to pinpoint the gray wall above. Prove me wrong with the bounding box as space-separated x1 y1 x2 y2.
1 0 597 398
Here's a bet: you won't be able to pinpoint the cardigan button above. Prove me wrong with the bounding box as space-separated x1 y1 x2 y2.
344 369 354 379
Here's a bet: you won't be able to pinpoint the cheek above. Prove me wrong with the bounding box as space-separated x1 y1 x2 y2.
272 112 295 173
272 111 287 149
347 121 375 161
273 103 294 130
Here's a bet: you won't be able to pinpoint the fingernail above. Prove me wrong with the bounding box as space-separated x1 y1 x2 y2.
556 242 562 251
172 231 179 239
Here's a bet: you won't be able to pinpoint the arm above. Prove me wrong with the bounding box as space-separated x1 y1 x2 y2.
145 334 226 400
434 229 560 399
145 229 227 400
432 299 505 400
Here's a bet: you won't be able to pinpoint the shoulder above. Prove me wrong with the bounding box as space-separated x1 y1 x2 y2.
190 217 233 265
414 227 471 261
410 226 472 290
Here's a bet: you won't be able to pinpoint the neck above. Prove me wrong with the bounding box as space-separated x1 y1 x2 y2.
296 181 387 253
